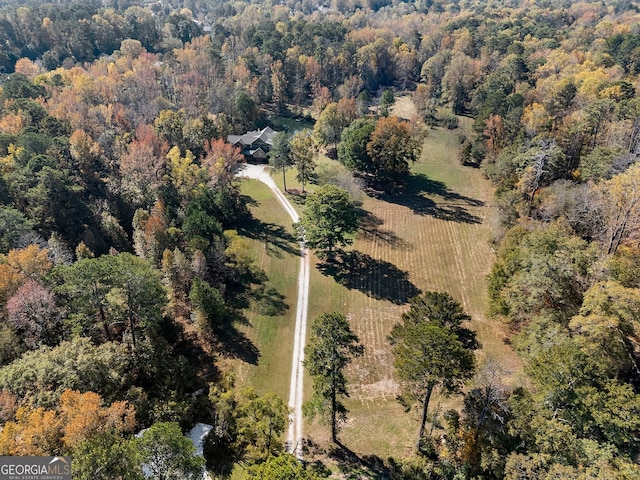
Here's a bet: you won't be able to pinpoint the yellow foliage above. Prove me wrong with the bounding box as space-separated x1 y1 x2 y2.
0 407 63 456
599 85 625 100
0 113 24 135
0 390 136 455
59 390 136 449
0 144 24 175
0 264 26 304
575 64 608 99
3 244 52 280
166 146 207 202
522 103 551 136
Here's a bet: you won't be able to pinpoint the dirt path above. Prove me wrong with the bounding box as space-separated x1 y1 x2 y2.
236 164 308 459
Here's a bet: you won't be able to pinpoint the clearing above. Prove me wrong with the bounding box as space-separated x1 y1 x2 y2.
234 108 519 463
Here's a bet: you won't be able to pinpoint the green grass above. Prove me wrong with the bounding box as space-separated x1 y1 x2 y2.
234 117 518 464
269 114 315 132
302 122 518 459
229 179 301 401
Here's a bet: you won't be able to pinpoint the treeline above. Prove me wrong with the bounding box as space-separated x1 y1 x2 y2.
0 3 203 73
0 0 639 477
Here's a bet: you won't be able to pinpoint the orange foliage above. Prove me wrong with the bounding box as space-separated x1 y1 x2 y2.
14 58 41 80
58 390 136 449
3 245 52 280
0 407 63 456
201 138 244 186
0 390 136 455
0 264 26 305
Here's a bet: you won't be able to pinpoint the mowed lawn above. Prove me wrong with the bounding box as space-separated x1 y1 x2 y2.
235 109 519 460
227 179 300 401
304 118 520 457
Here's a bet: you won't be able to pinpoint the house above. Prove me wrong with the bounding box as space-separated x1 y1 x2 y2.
227 126 278 161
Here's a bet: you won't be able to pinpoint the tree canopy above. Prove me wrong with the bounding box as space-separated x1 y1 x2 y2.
304 312 363 443
389 292 479 451
296 184 359 260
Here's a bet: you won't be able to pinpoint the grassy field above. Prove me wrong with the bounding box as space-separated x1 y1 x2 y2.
226 179 301 401
234 108 519 467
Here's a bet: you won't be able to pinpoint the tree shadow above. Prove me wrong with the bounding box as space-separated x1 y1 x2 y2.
214 320 260 365
238 216 300 258
328 441 397 479
358 210 409 248
376 173 484 224
250 284 289 316
318 251 421 305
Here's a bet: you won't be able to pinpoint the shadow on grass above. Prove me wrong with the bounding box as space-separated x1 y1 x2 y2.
214 319 260 365
318 251 421 305
358 210 409 248
377 173 484 224
238 216 300 258
327 441 401 479
250 284 289 316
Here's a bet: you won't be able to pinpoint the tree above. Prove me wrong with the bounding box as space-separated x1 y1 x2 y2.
388 292 479 451
234 389 287 463
0 389 136 456
54 253 167 351
337 118 376 176
508 341 640 470
597 162 640 255
366 116 422 187
313 101 357 154
569 280 640 379
289 129 317 193
137 422 204 480
73 430 143 480
245 453 323 479
119 124 168 208
304 312 363 443
296 184 359 260
6 280 60 349
200 138 244 187
189 278 226 331
0 207 35 254
0 338 132 408
268 132 293 192
378 89 395 117
206 385 287 470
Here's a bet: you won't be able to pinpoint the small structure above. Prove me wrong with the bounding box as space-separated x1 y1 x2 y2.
227 126 278 161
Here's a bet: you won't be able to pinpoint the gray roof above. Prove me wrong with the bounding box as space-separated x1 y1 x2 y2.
228 127 277 147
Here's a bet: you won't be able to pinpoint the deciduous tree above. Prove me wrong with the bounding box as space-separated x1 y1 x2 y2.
337 118 376 176
201 138 244 187
6 280 60 349
137 422 204 480
597 162 640 255
366 116 421 187
289 129 317 193
296 184 359 260
245 453 323 479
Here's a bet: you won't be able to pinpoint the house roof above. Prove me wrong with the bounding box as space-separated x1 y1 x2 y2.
228 127 277 147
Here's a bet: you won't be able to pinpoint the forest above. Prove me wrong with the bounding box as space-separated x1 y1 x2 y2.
0 0 639 478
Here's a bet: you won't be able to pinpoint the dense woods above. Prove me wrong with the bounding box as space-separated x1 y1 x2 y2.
0 0 639 478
